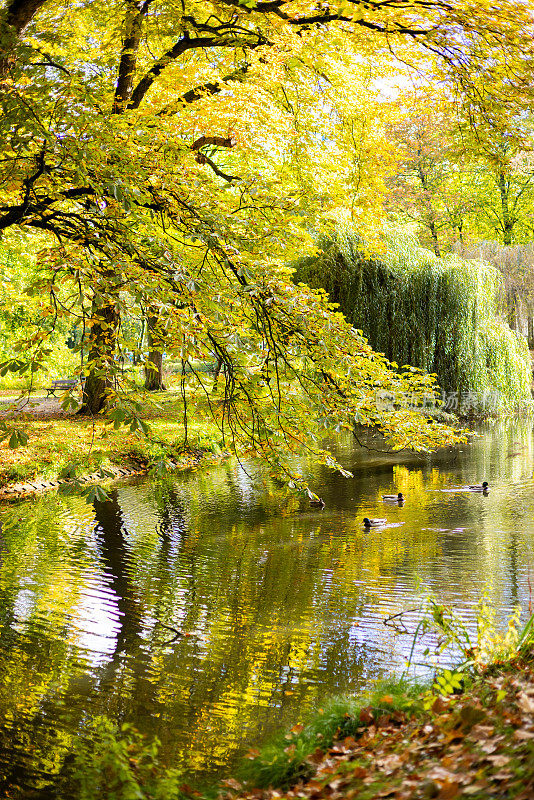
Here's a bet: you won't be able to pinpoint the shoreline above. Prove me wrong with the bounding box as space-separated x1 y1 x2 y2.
225 648 534 800
0 449 225 502
44 646 534 800
0 390 226 501
0 389 531 502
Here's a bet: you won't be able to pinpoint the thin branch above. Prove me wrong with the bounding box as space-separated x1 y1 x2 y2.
194 152 240 182
129 34 264 109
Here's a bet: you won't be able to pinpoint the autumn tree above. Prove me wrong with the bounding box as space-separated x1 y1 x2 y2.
386 83 534 255
458 123 534 248
1 0 533 477
385 90 479 254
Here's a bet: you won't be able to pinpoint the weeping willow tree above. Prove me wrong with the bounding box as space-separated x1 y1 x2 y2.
294 227 532 413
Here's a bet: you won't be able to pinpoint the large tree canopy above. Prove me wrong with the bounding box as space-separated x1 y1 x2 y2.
1 0 532 481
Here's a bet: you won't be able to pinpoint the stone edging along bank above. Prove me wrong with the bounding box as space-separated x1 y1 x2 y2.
1 396 227 501
0 463 150 501
0 450 224 502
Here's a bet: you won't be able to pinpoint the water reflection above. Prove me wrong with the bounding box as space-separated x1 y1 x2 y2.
0 418 534 795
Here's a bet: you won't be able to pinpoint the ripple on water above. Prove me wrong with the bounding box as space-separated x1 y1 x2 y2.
1 419 534 791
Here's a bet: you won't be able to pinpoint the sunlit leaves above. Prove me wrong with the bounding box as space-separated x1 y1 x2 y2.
0 421 29 449
81 485 110 504
433 669 464 696
3 0 531 482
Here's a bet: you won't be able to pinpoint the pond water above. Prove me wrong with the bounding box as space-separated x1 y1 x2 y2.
1 418 534 796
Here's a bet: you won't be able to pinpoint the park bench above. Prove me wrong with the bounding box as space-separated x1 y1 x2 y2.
45 378 84 396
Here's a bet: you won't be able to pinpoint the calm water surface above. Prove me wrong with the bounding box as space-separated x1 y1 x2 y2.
1 418 534 795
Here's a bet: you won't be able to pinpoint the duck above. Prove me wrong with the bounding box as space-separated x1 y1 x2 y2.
382 492 405 502
363 517 387 527
309 496 325 509
467 481 489 492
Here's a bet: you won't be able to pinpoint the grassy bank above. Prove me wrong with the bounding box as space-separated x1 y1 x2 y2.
234 649 534 800
227 601 534 800
0 388 225 487
44 646 534 800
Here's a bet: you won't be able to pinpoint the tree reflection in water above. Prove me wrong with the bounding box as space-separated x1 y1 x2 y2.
0 420 534 795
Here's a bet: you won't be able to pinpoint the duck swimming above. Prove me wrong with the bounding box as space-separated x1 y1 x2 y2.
382 492 404 502
363 517 387 527
467 481 489 492
309 496 325 508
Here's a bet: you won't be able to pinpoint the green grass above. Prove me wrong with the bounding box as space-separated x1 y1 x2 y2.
237 677 428 790
0 387 225 485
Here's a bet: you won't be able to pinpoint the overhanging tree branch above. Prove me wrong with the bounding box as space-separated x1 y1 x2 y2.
191 135 236 151
157 64 250 115
128 33 265 109
4 0 48 34
113 0 155 113
193 152 240 182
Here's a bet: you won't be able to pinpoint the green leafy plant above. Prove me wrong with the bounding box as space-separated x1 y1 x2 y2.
59 716 183 800
433 668 464 696
401 592 534 704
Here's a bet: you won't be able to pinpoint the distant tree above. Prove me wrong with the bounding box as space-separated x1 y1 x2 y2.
386 88 534 258
386 91 477 255
458 241 534 342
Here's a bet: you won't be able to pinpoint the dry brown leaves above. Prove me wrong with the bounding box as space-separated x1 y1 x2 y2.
219 650 534 800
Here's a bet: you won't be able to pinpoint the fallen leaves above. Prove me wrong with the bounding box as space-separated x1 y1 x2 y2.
513 728 534 741
517 691 534 714
359 706 374 725
224 650 534 800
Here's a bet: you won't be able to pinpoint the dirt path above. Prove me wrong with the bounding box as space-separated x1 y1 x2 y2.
0 395 77 418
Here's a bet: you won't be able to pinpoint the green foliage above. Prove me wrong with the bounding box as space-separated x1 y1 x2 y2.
237 679 425 790
0 420 28 448
432 668 464 695
406 594 534 710
518 611 534 653
294 226 532 412
58 717 183 800
0 243 79 388
405 592 534 681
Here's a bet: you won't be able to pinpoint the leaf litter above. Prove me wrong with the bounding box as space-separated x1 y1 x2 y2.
218 649 534 800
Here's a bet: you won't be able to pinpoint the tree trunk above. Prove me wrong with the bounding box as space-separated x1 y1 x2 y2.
416 164 441 256
211 355 224 393
528 314 534 350
507 287 519 332
429 219 441 257
0 0 49 75
144 308 166 391
79 282 120 414
498 169 514 246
